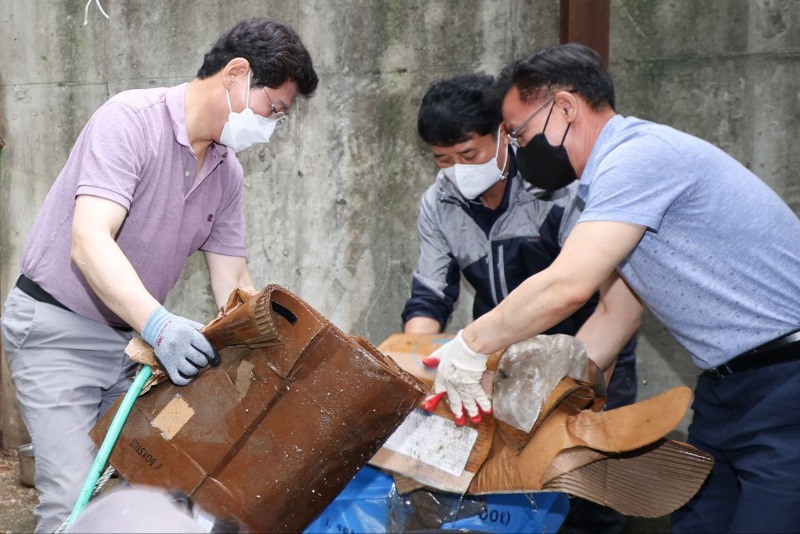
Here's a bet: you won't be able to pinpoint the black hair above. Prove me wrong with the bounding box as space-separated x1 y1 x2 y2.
197 18 318 96
417 73 503 147
498 43 615 111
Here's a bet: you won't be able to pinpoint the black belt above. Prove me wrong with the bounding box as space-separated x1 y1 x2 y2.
15 274 133 332
16 274 71 311
703 328 800 378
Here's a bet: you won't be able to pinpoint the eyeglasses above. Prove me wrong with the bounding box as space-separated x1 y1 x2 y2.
507 97 554 149
262 88 287 126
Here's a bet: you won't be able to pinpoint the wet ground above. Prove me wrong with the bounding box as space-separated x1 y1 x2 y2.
0 449 37 533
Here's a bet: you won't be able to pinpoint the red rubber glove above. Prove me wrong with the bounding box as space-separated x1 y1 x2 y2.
421 330 492 426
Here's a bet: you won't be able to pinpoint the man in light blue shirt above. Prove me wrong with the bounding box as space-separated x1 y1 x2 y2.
422 43 800 532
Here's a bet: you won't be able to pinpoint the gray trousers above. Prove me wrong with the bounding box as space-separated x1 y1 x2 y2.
1 286 136 533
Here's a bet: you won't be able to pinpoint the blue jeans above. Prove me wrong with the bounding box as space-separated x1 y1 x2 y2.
672 357 800 533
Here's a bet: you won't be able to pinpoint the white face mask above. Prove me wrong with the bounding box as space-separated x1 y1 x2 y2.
441 128 505 200
219 70 279 153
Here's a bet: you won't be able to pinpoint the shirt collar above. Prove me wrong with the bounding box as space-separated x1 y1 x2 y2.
166 83 229 159
166 84 191 148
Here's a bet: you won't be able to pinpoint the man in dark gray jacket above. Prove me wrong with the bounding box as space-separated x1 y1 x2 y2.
402 74 638 533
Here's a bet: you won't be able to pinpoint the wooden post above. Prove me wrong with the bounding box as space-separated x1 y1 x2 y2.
560 0 611 67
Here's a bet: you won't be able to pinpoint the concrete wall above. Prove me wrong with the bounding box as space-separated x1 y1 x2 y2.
0 0 558 447
1 0 798 450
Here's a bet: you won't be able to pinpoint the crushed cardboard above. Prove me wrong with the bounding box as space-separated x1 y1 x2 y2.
369 333 714 518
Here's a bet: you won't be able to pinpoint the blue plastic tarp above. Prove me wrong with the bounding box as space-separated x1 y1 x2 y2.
304 465 569 534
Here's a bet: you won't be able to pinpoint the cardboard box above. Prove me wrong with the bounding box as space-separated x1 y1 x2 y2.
369 333 715 518
91 287 427 533
368 333 496 494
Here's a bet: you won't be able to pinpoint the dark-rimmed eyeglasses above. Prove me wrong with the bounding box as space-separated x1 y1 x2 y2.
507 97 554 149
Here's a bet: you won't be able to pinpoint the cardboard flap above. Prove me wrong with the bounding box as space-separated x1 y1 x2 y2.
543 440 715 518
369 409 494 494
469 386 696 497
495 379 598 454
248 286 327 379
202 286 281 349
567 386 692 453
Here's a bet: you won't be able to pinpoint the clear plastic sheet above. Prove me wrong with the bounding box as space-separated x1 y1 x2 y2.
387 487 568 533
492 334 593 432
387 487 486 531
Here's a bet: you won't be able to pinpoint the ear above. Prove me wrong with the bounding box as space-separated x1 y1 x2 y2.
498 123 511 147
498 121 511 147
555 90 579 122
221 58 251 90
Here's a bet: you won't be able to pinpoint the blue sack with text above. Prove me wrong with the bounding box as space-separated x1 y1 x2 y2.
304 466 569 533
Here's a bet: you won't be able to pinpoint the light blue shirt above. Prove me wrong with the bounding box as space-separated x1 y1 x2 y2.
578 115 800 368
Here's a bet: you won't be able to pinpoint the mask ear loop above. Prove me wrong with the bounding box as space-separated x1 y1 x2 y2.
245 70 251 109
225 88 233 113
559 122 572 148
542 100 571 148
494 125 507 180
225 70 251 113
542 101 556 132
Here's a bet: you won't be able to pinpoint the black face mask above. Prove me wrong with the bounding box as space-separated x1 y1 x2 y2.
514 104 577 192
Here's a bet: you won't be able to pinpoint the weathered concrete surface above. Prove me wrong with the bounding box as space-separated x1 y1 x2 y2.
0 0 558 447
0 0 798 456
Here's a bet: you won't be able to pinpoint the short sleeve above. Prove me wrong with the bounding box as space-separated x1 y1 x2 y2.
74 102 147 210
579 136 696 232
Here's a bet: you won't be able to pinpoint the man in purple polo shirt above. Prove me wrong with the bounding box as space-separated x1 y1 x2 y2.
1 18 318 532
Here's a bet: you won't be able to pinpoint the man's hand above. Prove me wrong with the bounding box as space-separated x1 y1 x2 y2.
421 330 492 426
140 306 220 386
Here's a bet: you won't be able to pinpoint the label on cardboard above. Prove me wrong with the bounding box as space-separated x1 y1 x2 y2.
382 409 478 476
151 395 195 440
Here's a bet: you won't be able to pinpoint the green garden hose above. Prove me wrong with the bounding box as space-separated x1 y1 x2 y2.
64 364 153 529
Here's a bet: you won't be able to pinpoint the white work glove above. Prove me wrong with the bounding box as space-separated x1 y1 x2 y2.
140 306 220 386
421 330 492 426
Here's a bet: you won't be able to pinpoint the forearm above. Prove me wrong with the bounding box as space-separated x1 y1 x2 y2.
576 310 640 372
576 309 637 387
71 231 159 332
210 270 253 309
404 316 442 334
462 221 647 356
205 252 254 309
576 273 643 376
464 272 588 354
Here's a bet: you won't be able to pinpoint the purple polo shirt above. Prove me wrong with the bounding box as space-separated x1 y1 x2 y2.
20 83 246 327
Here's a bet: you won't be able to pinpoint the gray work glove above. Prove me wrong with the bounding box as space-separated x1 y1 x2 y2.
140 306 220 386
